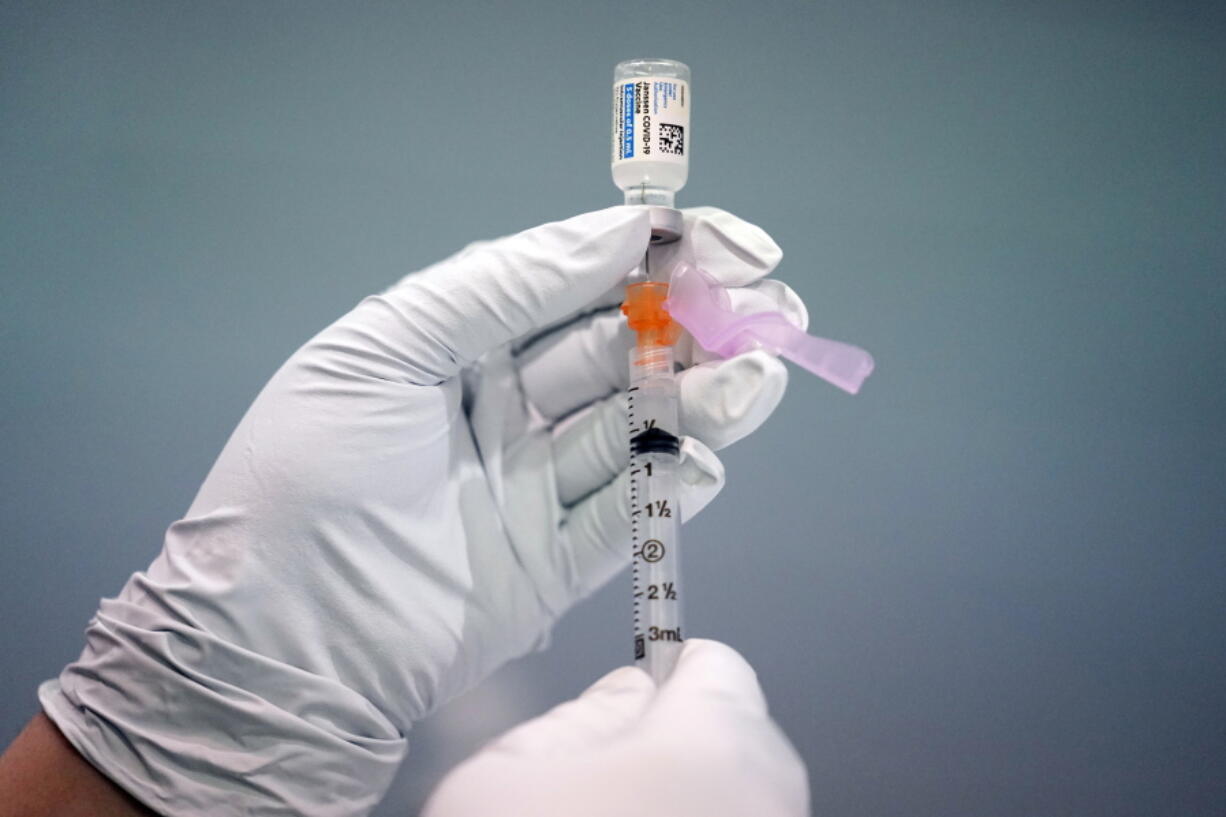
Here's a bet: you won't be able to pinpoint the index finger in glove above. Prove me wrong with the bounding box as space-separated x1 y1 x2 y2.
655 206 783 287
491 666 656 755
512 206 784 361
339 207 651 386
650 639 769 720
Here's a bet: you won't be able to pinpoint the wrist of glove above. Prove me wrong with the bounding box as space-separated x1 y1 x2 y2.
39 206 808 816
423 640 810 817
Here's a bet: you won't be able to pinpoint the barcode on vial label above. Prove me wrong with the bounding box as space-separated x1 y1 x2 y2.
659 123 684 156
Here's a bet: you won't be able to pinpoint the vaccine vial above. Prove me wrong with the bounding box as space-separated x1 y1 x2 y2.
611 59 690 207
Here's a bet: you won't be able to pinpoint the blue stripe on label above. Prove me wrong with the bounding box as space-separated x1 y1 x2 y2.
621 83 635 159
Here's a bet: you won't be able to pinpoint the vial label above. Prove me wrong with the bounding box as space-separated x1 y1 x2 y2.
611 78 689 166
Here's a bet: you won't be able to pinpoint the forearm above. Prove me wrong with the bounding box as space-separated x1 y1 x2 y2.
0 713 156 817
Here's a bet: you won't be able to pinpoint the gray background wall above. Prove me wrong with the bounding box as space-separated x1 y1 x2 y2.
3 1 1224 815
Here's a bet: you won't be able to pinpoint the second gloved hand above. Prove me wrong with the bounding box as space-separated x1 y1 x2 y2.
423 640 810 817
40 206 807 816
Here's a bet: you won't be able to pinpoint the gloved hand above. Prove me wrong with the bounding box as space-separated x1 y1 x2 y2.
424 639 810 817
40 206 807 816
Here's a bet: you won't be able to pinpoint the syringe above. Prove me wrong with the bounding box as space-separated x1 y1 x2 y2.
622 281 685 681
610 59 875 681
612 58 691 681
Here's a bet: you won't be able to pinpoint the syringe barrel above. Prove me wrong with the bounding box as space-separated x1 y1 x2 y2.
630 344 674 382
628 345 684 681
612 59 690 207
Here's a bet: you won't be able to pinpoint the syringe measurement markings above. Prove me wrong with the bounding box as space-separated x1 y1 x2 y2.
628 379 683 665
628 387 643 655
646 582 677 600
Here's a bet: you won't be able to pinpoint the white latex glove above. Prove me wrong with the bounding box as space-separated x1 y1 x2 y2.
39 206 807 817
424 639 810 817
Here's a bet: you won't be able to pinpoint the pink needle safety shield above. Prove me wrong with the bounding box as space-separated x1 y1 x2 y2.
665 262 876 395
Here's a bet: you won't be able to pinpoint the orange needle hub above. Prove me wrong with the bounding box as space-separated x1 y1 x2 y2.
622 281 681 349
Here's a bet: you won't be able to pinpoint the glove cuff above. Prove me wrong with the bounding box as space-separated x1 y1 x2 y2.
40 595 406 817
